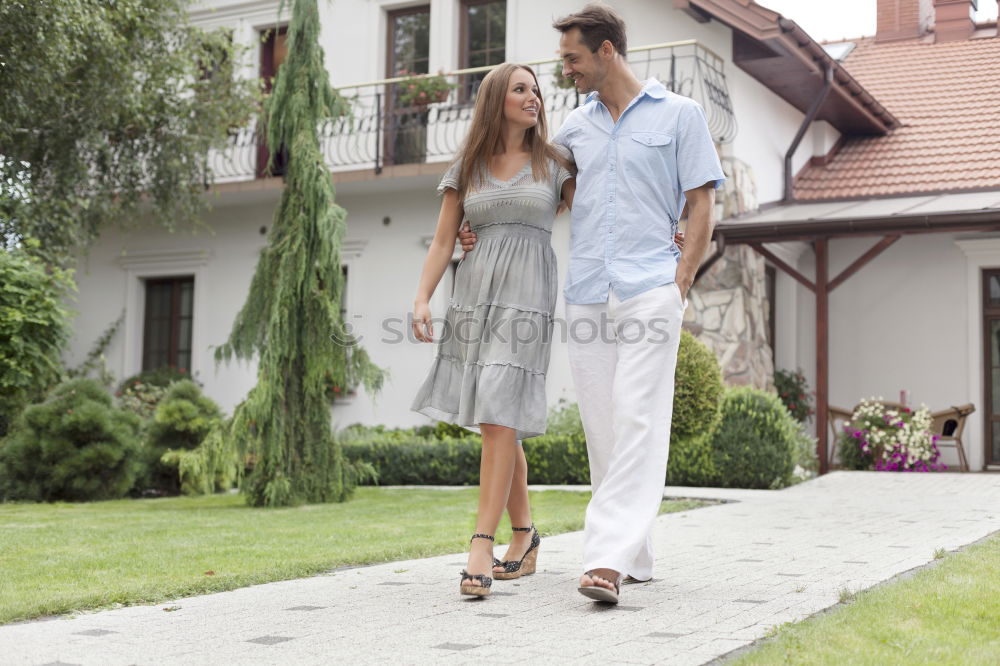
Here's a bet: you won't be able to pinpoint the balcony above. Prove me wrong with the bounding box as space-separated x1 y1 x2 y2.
209 40 736 183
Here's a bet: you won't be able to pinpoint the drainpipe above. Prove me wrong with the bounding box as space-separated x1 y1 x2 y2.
694 231 725 285
783 62 834 202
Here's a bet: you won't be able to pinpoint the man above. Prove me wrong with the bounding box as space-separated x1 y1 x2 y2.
460 3 724 603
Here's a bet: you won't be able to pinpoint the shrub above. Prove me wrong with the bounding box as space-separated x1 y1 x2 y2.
160 421 240 495
115 367 193 419
666 433 717 487
836 399 944 472
141 380 224 494
117 366 193 393
791 423 819 482
672 330 724 441
709 386 797 489
0 379 141 502
118 382 169 419
774 368 814 423
547 400 584 439
0 246 74 436
341 429 591 486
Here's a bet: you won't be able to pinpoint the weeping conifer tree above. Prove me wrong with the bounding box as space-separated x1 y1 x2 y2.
216 0 385 507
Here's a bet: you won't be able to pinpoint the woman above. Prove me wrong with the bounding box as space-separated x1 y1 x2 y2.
411 63 574 597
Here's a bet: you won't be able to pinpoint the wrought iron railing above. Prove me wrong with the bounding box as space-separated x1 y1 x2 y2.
209 40 736 183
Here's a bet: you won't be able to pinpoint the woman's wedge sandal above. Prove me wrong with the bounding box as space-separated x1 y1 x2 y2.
577 570 621 604
493 525 541 580
460 533 494 597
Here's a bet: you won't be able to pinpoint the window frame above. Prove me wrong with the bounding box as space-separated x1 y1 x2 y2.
141 275 195 372
458 0 507 102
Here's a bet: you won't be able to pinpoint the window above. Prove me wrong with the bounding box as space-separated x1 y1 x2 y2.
387 7 430 78
460 0 506 98
385 6 431 165
142 277 194 372
257 26 289 178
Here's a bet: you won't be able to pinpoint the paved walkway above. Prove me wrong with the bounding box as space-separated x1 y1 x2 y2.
3 472 998 665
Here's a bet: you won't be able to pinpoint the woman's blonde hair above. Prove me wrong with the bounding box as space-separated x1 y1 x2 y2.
453 63 567 199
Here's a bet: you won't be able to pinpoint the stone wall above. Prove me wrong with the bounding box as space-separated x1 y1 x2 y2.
684 156 774 389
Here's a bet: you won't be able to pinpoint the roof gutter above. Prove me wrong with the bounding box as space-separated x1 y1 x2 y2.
784 61 833 202
715 207 1000 243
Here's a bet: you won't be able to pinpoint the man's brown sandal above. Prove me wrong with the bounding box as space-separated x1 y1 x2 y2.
577 570 621 604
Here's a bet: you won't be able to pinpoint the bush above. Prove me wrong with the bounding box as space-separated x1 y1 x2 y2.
117 367 193 394
0 246 74 436
547 400 584 439
160 421 240 495
341 428 591 486
666 433 717 486
791 423 819 482
0 379 141 502
774 368 814 423
672 330 724 441
836 399 944 472
116 367 193 420
709 386 797 489
141 380 224 494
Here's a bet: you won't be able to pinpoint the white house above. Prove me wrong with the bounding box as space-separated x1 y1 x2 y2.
66 0 1000 472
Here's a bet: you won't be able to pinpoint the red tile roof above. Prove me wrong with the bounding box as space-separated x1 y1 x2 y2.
794 30 1000 200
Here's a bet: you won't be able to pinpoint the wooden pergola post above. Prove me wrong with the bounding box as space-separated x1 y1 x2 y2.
815 238 829 474
747 235 901 474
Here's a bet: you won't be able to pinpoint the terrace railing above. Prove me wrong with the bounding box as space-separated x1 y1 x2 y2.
209 40 736 183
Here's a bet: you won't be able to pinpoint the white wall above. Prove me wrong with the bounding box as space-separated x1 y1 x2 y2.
784 233 986 471
71 0 867 442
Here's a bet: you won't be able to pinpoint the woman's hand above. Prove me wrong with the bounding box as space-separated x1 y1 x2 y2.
412 301 434 342
674 231 685 250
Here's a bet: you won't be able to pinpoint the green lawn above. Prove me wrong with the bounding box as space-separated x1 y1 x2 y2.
730 532 1000 665
0 487 703 625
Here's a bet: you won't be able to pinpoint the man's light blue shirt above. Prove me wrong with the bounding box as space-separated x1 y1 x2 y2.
553 78 726 305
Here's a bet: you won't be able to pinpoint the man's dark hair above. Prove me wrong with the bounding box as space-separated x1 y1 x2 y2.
553 3 628 56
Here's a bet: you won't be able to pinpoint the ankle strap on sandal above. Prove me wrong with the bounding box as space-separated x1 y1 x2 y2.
470 533 495 542
511 525 534 532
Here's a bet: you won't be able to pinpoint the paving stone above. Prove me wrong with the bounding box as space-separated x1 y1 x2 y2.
245 635 295 645
0 472 997 665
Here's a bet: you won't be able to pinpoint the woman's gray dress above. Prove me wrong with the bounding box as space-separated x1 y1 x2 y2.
412 156 573 439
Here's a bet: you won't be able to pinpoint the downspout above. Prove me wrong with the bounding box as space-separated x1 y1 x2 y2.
695 231 725 285
783 61 834 201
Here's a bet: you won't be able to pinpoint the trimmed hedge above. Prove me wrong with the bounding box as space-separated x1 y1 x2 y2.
708 386 797 489
0 379 142 502
341 431 590 486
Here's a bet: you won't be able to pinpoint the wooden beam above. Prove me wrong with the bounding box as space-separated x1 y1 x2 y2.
749 242 816 292
673 0 712 22
815 238 829 475
828 235 900 292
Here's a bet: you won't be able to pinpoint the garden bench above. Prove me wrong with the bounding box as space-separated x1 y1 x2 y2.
827 401 974 472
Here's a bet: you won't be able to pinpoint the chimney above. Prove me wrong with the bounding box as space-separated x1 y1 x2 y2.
932 0 978 41
876 0 935 42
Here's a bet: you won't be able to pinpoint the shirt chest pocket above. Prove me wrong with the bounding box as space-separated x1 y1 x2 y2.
627 131 676 177
630 131 673 148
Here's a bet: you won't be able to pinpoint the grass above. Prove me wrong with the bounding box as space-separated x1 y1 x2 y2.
0 487 703 625
730 532 1000 665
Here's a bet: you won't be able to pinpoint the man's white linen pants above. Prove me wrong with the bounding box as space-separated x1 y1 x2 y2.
566 283 685 582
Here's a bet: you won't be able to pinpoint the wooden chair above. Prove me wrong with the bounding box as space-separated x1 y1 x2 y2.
827 405 855 468
929 404 975 473
829 401 975 472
